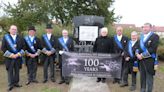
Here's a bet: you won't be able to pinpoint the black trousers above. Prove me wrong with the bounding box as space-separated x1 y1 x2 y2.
59 55 70 82
140 61 154 92
43 56 55 81
122 61 137 86
7 60 20 87
26 58 38 81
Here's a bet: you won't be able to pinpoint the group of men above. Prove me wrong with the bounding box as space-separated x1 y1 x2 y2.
1 24 74 91
1 22 159 92
93 23 159 92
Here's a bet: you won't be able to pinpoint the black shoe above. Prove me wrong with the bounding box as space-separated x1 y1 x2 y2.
102 79 106 83
65 81 70 85
14 84 22 87
129 86 136 91
51 79 56 82
7 86 13 92
113 79 120 84
26 81 31 85
32 80 39 83
96 79 101 82
120 83 128 87
58 80 65 84
43 80 47 83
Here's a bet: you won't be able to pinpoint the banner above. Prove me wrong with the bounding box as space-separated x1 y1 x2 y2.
62 52 122 78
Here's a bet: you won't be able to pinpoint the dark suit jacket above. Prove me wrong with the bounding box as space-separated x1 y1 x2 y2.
1 34 24 70
41 34 57 62
137 33 159 75
24 36 42 63
124 40 139 72
57 37 74 51
57 37 74 68
93 36 113 53
112 35 129 54
124 40 139 61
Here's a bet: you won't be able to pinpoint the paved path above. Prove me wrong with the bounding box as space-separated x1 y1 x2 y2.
69 76 110 92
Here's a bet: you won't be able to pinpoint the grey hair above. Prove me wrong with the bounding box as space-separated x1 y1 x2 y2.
131 31 138 35
100 27 108 33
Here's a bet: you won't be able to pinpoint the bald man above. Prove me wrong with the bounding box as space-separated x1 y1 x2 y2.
112 26 129 84
93 27 113 83
121 31 139 91
1 25 25 91
58 29 74 84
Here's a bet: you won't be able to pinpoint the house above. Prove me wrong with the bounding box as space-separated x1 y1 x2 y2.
114 24 164 38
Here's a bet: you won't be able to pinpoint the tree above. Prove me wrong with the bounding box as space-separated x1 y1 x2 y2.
3 0 117 32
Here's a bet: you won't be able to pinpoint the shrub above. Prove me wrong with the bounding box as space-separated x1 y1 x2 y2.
0 51 4 64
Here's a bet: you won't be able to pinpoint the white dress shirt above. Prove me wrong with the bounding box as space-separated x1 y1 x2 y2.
63 37 68 44
131 40 137 47
11 34 17 42
47 33 52 40
117 35 122 42
29 36 34 42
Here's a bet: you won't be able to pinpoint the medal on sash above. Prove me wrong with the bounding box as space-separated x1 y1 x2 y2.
24 36 36 53
140 32 158 70
4 34 17 53
133 61 138 72
14 44 17 48
58 37 69 51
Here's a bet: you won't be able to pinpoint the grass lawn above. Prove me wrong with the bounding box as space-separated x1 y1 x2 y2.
0 62 164 92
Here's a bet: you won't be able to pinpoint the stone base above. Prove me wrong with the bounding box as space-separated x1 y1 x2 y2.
69 76 110 92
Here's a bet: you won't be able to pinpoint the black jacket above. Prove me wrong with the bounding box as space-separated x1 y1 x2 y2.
112 35 129 54
124 40 139 61
57 37 74 51
57 37 74 68
93 36 113 53
24 36 42 63
24 36 42 54
1 34 25 70
41 34 57 61
137 33 159 75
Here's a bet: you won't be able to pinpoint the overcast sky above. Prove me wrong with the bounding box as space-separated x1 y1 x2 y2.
1 0 164 27
114 0 164 27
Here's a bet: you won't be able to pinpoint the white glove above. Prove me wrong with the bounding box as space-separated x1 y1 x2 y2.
59 50 64 55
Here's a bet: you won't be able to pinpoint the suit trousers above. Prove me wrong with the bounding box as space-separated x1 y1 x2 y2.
43 56 55 81
7 59 20 87
26 58 38 81
140 61 154 92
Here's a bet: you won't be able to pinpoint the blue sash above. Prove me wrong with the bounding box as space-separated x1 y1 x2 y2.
24 36 36 53
114 35 123 49
43 34 53 50
140 32 158 65
4 34 17 53
58 37 69 51
140 32 153 52
128 40 134 58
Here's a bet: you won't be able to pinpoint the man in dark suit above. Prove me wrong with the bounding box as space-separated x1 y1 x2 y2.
1 25 25 91
112 26 129 84
136 23 159 92
58 29 74 84
24 26 42 85
41 24 57 83
121 31 139 91
93 27 113 83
